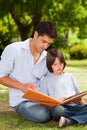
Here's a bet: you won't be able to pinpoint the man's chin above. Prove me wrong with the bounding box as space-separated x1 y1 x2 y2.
39 49 44 53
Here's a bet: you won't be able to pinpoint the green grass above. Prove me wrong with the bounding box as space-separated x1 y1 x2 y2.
0 59 87 130
65 67 87 91
66 59 87 68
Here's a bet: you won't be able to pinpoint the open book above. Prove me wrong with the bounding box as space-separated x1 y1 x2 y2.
22 89 87 108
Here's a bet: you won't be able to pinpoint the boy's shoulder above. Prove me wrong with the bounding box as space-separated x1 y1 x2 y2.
64 72 74 78
64 72 73 76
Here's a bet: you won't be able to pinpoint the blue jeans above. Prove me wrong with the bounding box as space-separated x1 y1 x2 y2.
51 104 87 124
14 101 52 123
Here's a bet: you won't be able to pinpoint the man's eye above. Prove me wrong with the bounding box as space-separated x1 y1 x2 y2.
43 41 46 43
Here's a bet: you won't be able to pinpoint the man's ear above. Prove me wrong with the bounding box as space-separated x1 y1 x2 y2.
34 31 38 38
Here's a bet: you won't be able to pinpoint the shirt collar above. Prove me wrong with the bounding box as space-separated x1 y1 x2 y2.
22 38 31 52
21 38 47 62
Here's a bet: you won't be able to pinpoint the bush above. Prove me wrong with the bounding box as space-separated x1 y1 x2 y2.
69 44 87 59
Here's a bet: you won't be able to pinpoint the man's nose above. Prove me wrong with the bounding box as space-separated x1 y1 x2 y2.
44 43 49 49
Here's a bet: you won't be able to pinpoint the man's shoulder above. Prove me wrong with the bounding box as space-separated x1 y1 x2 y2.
5 39 29 52
6 41 22 49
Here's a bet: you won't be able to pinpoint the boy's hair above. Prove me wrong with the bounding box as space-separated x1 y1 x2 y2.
46 48 66 73
35 21 57 38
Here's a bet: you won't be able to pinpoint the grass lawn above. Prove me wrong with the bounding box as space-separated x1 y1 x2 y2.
0 59 87 130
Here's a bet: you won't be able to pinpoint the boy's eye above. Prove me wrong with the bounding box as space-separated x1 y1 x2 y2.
53 62 63 66
53 63 57 66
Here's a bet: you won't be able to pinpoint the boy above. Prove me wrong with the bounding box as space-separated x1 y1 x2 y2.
40 48 87 127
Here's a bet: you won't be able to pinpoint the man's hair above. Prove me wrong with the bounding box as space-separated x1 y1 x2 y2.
35 21 57 38
46 48 66 73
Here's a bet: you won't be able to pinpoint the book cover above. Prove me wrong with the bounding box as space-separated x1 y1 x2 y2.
22 89 87 107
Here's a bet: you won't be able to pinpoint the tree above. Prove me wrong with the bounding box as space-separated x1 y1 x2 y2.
0 0 87 50
48 0 87 48
0 0 52 40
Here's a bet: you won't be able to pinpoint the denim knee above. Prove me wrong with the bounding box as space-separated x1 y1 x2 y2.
28 104 52 123
35 106 52 122
51 106 65 120
14 101 52 123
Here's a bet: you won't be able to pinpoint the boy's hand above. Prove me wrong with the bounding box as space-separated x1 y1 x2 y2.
72 98 82 104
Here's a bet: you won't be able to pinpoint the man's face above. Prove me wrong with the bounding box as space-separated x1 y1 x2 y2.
33 31 54 53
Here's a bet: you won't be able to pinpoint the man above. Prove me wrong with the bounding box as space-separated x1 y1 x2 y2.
0 21 57 122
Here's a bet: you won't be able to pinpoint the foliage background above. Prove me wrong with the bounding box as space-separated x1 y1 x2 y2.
0 1 87 129
0 0 87 58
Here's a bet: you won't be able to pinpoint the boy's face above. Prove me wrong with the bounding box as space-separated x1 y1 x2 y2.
33 31 54 53
52 57 64 75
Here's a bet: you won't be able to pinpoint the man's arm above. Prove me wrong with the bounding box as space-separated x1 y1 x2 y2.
0 76 38 92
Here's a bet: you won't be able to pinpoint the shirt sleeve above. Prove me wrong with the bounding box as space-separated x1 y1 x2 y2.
0 45 16 77
71 74 80 93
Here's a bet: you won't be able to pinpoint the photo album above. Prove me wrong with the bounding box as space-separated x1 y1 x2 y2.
22 89 87 107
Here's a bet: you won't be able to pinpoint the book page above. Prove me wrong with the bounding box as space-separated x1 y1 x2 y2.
62 91 87 105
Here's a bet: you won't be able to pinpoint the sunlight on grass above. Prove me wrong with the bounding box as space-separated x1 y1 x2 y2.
65 66 87 91
66 59 87 68
0 84 8 92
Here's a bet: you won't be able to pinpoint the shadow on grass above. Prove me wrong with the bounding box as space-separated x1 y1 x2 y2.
0 109 17 117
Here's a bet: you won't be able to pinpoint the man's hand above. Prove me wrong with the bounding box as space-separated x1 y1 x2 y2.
59 97 66 102
0 76 39 93
22 83 39 92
